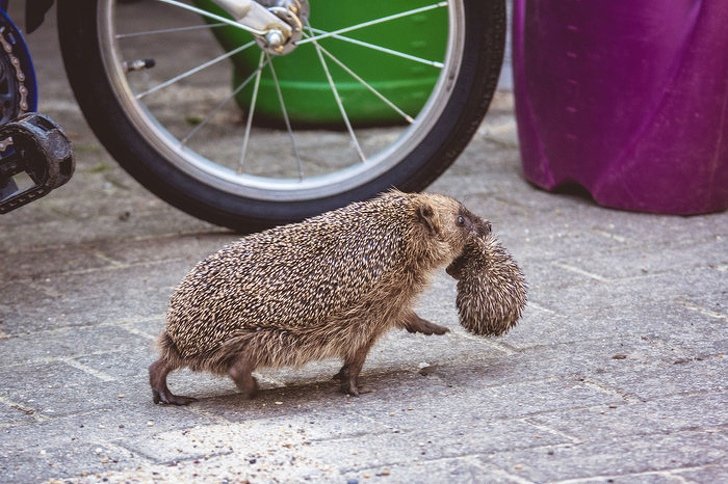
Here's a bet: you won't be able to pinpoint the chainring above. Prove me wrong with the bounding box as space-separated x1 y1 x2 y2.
0 8 37 127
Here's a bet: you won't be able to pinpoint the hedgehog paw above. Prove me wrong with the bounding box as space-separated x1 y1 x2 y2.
403 315 450 336
417 321 450 336
152 389 198 406
340 381 371 397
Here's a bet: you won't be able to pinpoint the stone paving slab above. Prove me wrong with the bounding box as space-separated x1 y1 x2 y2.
0 324 151 366
2 442 146 484
528 392 728 442
342 457 522 484
675 465 728 483
477 429 728 482
0 3 727 483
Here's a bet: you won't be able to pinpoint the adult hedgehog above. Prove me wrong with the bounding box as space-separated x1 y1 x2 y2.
149 190 490 405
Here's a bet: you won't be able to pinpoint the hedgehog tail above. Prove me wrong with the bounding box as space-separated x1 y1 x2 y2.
157 331 186 369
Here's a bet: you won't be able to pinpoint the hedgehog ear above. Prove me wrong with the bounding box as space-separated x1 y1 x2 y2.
417 202 438 236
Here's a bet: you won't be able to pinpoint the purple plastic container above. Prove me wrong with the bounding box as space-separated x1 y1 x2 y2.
512 0 728 215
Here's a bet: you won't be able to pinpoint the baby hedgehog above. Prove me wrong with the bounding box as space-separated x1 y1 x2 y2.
149 190 490 405
446 233 527 337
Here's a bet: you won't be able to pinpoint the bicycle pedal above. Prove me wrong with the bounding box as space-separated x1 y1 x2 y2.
0 113 74 214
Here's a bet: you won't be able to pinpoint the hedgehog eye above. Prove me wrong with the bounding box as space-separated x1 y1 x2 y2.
456 215 466 226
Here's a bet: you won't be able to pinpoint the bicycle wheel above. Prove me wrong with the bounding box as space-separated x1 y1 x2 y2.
57 0 505 232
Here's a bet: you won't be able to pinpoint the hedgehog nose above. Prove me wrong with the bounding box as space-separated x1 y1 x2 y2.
475 219 492 237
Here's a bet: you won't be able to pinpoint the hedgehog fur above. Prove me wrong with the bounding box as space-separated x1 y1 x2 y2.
446 234 527 337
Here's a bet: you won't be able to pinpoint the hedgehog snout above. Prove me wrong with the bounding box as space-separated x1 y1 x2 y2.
459 207 491 238
467 214 491 238
476 219 492 237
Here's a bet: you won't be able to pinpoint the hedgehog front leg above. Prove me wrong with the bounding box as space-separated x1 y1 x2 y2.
228 353 259 399
338 340 375 397
333 312 448 383
149 359 198 406
400 310 449 335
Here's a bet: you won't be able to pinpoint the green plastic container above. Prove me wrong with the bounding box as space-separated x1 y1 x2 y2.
195 0 447 126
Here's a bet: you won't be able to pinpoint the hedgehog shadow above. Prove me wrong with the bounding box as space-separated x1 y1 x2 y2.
189 356 513 411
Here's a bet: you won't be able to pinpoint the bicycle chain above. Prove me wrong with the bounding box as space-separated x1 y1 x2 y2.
0 25 30 152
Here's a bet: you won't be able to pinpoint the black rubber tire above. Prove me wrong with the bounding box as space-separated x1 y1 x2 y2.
57 0 505 232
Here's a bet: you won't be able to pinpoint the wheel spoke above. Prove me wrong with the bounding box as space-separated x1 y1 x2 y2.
266 54 304 181
307 27 444 69
116 22 227 39
180 56 272 146
238 50 265 173
298 2 447 46
136 40 256 99
307 26 366 163
154 0 266 36
308 37 415 124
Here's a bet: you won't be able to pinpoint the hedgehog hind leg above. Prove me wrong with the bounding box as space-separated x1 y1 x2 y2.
337 341 375 397
148 359 198 406
228 353 258 399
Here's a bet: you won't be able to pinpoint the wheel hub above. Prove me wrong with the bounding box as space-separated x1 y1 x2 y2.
257 0 309 55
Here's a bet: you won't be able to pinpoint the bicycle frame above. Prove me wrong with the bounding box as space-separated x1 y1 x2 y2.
19 0 54 34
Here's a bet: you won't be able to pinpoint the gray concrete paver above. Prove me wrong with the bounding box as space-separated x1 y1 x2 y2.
1 442 146 484
478 430 728 483
343 457 526 484
674 465 728 483
528 391 728 442
0 3 726 483
0 324 151 366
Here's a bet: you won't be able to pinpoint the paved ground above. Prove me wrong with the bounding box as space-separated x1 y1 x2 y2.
1 4 727 483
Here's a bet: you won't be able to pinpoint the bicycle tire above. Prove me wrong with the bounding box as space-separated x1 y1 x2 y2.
57 0 505 232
